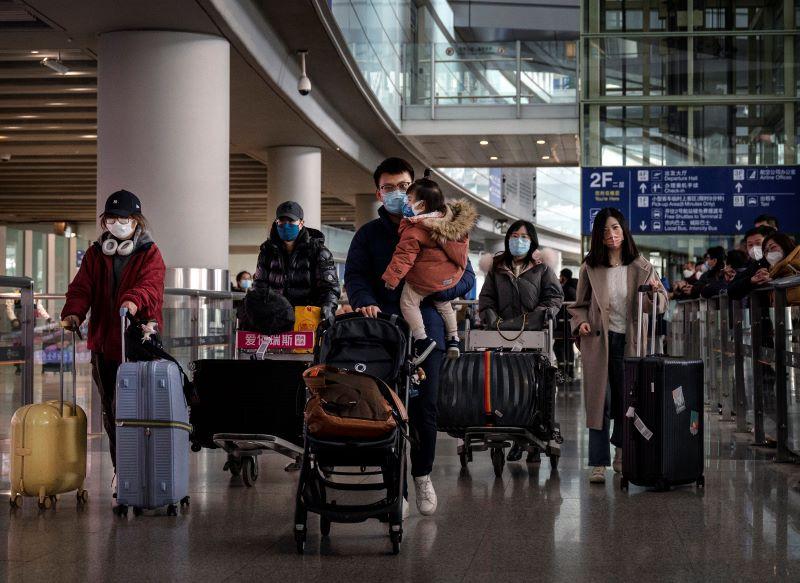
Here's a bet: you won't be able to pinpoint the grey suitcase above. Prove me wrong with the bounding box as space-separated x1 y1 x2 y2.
114 309 190 516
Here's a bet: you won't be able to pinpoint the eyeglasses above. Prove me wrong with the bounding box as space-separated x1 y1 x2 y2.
105 217 132 225
378 182 412 194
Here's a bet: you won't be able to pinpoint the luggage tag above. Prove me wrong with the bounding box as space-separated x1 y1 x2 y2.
672 386 686 414
633 414 653 441
511 341 523 352
626 406 635 419
690 411 699 436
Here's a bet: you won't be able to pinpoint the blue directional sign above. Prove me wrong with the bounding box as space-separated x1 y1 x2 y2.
581 166 800 235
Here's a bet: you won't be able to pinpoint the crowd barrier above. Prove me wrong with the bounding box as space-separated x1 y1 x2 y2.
668 275 800 463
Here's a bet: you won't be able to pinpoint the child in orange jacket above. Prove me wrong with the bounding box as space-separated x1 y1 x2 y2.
382 178 477 363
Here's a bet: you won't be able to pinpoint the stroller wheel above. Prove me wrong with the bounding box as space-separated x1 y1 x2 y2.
320 517 331 537
390 531 402 555
490 448 505 478
295 529 306 554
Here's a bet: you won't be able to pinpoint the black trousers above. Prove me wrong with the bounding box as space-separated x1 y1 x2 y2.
91 351 120 470
408 348 442 478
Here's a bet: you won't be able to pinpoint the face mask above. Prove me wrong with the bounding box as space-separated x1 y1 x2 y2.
107 221 135 239
748 246 763 261
277 223 300 242
766 251 784 266
683 269 694 279
382 190 407 215
509 238 531 258
240 279 252 290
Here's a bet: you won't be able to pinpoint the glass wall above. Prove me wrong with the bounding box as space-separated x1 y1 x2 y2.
581 0 799 166
4 228 24 277
536 167 582 237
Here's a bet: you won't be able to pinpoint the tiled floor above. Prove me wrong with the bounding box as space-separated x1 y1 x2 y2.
2 387 800 582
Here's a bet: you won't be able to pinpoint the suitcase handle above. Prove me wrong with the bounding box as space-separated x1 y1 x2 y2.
635 284 658 358
58 325 78 416
120 307 128 364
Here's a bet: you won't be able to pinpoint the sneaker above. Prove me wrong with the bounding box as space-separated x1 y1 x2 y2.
589 466 606 484
445 337 460 360
402 498 410 519
413 474 438 516
612 448 622 474
412 338 437 365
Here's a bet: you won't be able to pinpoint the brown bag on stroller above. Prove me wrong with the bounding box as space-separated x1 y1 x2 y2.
302 365 407 440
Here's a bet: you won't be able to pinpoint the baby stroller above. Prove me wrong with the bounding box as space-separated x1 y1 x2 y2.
294 312 411 555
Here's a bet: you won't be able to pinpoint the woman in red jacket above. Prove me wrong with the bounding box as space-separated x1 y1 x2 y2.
61 190 165 477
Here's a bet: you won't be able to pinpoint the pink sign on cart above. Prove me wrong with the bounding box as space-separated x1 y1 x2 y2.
236 331 314 351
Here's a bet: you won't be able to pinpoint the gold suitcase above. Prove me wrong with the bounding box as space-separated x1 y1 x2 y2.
9 327 88 510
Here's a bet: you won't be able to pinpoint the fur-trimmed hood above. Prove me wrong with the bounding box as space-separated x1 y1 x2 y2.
412 199 478 243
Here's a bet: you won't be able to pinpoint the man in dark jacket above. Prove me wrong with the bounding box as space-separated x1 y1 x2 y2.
345 157 475 518
253 201 340 321
557 269 577 379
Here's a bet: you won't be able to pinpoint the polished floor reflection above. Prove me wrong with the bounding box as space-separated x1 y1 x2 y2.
1 386 800 582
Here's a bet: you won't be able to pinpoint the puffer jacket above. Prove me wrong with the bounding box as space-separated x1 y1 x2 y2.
478 257 564 330
253 224 340 312
382 199 478 295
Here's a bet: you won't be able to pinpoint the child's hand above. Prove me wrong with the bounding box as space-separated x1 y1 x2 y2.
385 282 396 290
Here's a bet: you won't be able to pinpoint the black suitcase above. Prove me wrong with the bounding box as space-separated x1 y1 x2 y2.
438 351 555 440
621 285 705 491
189 359 307 449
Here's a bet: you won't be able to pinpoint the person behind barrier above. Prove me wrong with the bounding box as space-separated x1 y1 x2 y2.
252 201 340 322
568 207 667 485
232 270 252 293
555 268 578 383
690 246 725 297
478 220 563 462
382 178 477 363
345 157 476 517
701 249 749 299
726 225 776 301
754 214 779 230
61 190 165 488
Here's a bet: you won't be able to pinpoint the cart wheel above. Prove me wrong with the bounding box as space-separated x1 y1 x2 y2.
227 460 242 478
77 490 89 505
242 457 258 487
9 495 22 509
133 506 143 517
490 448 505 478
180 496 190 507
320 517 331 537
390 531 402 555
191 443 202 453
295 529 306 554
620 477 629 491
167 504 178 516
549 454 560 470
696 475 705 488
656 479 670 492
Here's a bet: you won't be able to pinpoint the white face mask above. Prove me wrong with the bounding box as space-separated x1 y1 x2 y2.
748 246 763 261
683 269 694 279
107 221 135 239
766 251 784 266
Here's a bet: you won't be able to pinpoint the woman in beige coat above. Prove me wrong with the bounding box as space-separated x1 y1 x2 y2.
568 208 667 484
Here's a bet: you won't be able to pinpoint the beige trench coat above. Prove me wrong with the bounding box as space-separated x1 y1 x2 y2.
568 256 667 430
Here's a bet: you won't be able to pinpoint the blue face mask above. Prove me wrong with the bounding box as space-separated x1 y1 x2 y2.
509 237 531 258
382 190 407 216
277 222 300 242
240 279 252 290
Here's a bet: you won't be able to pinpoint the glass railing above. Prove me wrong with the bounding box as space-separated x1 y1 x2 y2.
405 41 578 112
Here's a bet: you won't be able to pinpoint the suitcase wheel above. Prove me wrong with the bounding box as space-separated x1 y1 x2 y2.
696 476 705 488
133 506 143 517
390 529 402 555
294 528 306 554
9 495 22 509
167 504 178 516
37 496 53 511
620 477 629 491
113 504 128 517
77 489 89 505
242 457 259 487
180 496 190 507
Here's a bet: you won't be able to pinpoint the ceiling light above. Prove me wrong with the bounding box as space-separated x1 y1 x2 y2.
30 50 40 55
479 140 489 146
68 87 93 92
4 126 21 130
542 155 551 160
81 134 97 139
18 115 37 119
490 156 499 161
536 139 546 145
41 57 70 75
0 136 6 139
47 102 67 106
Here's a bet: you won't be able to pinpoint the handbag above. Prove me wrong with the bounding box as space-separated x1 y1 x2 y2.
769 246 800 306
494 310 546 340
302 365 407 440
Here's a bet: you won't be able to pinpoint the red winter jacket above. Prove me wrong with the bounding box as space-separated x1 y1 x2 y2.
382 200 477 295
62 235 166 362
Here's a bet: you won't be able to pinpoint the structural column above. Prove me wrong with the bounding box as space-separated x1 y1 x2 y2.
354 194 381 229
267 147 322 230
97 31 230 280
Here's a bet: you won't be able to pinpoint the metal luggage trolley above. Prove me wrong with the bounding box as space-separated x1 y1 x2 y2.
456 316 564 476
208 332 312 486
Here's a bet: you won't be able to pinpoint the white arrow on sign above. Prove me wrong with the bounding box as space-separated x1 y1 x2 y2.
735 182 743 193
639 183 647 193
735 219 743 231
640 221 647 231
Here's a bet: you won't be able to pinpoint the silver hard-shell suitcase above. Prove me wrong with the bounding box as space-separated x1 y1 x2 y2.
114 309 190 516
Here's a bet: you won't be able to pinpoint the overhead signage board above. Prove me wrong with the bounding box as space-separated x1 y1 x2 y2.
581 166 800 235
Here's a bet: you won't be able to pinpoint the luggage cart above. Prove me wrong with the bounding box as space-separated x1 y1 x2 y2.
454 316 564 476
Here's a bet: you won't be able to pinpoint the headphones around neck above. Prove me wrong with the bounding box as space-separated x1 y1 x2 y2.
102 238 135 256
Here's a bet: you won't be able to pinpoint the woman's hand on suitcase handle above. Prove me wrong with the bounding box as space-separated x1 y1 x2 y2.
61 315 80 331
578 322 591 336
120 301 138 317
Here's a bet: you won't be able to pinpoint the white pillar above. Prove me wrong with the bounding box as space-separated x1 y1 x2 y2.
267 147 322 230
97 31 230 271
354 194 381 229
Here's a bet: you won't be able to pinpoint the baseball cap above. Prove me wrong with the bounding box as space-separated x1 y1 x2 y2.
103 190 142 217
276 201 304 222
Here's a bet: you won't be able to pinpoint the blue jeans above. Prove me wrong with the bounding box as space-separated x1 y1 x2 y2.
588 331 626 467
